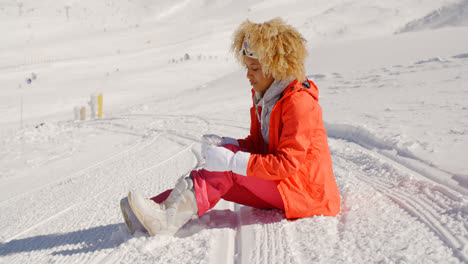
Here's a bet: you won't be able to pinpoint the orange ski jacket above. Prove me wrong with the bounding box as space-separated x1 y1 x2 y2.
238 79 340 219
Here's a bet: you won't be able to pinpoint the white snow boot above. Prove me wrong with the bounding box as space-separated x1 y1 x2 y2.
120 197 147 234
128 177 198 236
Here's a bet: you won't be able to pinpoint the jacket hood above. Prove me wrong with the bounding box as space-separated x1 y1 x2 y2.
280 79 319 102
250 79 319 104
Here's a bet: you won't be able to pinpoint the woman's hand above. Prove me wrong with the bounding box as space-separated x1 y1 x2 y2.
202 145 250 176
201 134 238 158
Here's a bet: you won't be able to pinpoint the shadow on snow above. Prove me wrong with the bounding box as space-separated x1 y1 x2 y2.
0 207 285 257
0 223 128 257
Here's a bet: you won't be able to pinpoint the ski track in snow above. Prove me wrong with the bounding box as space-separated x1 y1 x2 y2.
0 116 202 263
330 140 468 262
1 111 467 263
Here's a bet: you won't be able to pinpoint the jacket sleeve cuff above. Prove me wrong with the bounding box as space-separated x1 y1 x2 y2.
231 151 250 176
222 137 239 146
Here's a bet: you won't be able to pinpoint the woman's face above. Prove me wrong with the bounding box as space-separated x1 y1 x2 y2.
245 56 274 94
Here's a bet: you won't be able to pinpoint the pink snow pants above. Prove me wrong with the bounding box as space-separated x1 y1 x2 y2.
151 144 284 217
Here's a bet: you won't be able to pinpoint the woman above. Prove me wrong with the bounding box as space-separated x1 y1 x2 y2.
121 18 340 236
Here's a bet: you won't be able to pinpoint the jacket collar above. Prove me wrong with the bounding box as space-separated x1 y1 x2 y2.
250 79 319 105
254 79 293 106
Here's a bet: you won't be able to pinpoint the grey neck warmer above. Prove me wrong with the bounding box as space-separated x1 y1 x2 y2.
254 79 292 145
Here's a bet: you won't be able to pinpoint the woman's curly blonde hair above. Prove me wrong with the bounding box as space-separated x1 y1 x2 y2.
231 17 308 82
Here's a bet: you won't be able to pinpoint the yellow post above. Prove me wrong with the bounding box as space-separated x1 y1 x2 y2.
97 93 103 118
80 106 86 120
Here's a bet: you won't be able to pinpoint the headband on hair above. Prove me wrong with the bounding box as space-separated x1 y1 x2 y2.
240 38 257 59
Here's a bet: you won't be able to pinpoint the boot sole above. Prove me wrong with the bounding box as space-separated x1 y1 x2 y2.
128 192 156 236
120 199 146 235
120 199 137 235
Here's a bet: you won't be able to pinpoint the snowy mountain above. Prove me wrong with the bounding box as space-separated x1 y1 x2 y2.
397 0 468 33
1 0 467 263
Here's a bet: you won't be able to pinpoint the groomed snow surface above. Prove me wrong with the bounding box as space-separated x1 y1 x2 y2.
1 0 468 263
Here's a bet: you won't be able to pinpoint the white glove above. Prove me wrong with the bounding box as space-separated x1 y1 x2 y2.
202 145 250 176
201 134 239 158
221 137 239 146
202 134 223 146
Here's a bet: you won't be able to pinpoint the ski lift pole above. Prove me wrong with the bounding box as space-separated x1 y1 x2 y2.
20 95 23 129
21 72 36 128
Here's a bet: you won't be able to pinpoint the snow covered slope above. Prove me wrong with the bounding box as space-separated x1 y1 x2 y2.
1 0 467 263
397 0 468 33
